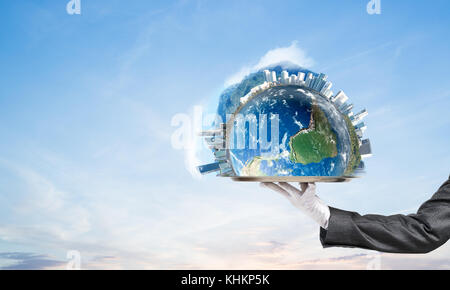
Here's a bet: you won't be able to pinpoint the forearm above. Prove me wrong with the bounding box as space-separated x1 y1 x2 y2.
320 207 448 253
320 177 450 253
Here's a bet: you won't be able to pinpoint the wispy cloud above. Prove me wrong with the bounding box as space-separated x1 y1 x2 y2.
225 41 315 86
317 41 394 72
0 252 65 270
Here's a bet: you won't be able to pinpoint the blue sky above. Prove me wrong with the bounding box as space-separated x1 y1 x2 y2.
0 0 449 269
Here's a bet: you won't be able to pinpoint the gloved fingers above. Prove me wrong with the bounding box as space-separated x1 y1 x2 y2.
302 182 317 197
299 183 308 193
308 182 316 193
278 182 301 196
260 182 290 198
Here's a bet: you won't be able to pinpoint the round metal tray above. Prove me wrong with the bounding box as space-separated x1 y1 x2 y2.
231 176 358 183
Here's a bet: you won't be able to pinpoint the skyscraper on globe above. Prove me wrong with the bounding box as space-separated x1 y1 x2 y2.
198 63 372 182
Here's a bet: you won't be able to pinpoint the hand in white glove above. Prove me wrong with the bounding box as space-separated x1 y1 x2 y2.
261 182 330 229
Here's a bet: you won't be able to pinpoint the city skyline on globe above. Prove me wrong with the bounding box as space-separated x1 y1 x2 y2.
198 62 372 181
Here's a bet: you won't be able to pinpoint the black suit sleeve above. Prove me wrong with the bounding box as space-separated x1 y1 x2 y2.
320 176 450 253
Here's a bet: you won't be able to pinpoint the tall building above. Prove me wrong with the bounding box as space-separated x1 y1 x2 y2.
309 74 317 89
297 72 305 82
281 70 289 84
219 162 233 176
359 139 373 159
263 70 271 82
355 128 364 138
198 162 222 175
320 81 333 94
324 90 334 99
351 109 369 126
198 129 223 137
332 90 349 105
204 136 225 149
340 103 353 115
290 74 297 84
319 73 328 81
213 149 227 161
305 72 314 87
271 71 277 83
354 122 366 130
314 73 328 91
198 123 231 176
355 109 368 119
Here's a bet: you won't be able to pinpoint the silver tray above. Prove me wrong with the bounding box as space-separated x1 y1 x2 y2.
231 176 358 183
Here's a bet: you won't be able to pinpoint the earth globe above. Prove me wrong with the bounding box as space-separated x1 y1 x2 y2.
198 63 370 182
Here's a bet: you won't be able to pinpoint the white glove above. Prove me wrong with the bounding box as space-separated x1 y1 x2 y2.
261 182 330 229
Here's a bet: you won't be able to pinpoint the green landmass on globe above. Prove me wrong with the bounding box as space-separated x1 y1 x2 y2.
343 115 362 175
289 103 338 165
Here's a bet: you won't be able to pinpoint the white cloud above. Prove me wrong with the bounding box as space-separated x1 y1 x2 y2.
225 41 315 87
